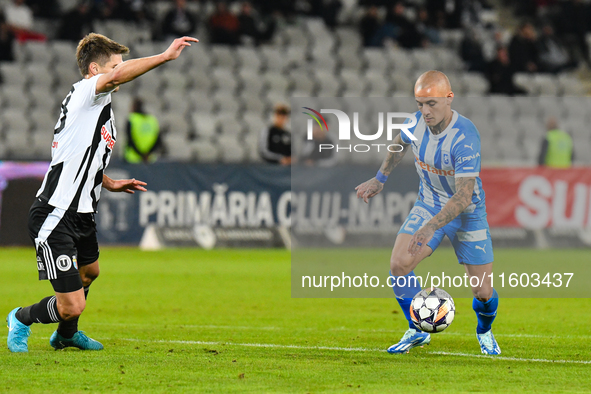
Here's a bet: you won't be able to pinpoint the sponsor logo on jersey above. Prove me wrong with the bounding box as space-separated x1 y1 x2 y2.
458 152 480 164
56 255 72 272
101 125 116 150
415 156 455 177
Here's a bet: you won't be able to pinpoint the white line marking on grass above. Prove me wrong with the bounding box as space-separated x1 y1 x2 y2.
117 338 591 364
430 352 591 365
91 322 591 339
120 338 381 352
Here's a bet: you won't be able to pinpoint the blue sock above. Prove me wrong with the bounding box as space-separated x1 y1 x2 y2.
473 288 499 334
390 271 422 330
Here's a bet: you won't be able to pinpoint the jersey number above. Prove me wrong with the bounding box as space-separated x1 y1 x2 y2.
404 214 422 232
54 86 75 134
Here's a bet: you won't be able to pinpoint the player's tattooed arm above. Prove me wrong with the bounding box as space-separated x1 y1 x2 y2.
408 177 475 256
425 177 475 231
355 133 410 203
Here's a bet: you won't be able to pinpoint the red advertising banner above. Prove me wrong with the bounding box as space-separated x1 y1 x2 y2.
481 167 591 229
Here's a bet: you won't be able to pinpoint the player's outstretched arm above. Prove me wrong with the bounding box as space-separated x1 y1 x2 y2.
355 133 409 203
408 177 475 255
96 36 199 94
102 174 147 194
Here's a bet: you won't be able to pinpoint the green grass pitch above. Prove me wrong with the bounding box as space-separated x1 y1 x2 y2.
1 247 590 393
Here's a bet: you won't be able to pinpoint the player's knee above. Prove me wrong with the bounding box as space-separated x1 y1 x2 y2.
390 254 414 276
80 265 99 287
58 301 86 320
471 286 492 302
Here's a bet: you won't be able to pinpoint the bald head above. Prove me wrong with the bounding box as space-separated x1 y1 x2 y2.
414 70 452 98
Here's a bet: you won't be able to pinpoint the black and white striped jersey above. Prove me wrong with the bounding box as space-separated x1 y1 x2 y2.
36 75 117 213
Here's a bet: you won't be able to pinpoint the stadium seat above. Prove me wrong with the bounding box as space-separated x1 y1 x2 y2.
236 47 264 72
185 44 214 70
365 71 392 96
387 50 414 76
191 71 216 93
514 98 541 118
340 70 369 96
537 96 565 119
160 112 191 136
164 134 193 161
29 129 53 159
193 139 219 162
215 112 244 137
239 69 266 96
212 90 242 114
314 70 342 96
191 113 218 139
212 68 240 93
240 92 267 114
261 47 288 73
0 62 28 88
160 69 190 91
534 74 560 96
411 49 438 72
335 28 362 52
242 112 266 136
135 85 164 112
309 52 339 74
461 73 489 96
24 41 54 65
288 69 316 96
514 73 537 95
282 25 310 51
211 46 238 69
188 90 215 113
338 48 364 71
1 87 32 109
391 72 414 95
29 108 55 131
162 91 193 116
363 48 391 74
217 136 247 163
558 74 586 96
488 96 516 118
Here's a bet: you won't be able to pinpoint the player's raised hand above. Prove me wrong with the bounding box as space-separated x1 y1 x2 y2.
355 178 383 204
162 36 199 62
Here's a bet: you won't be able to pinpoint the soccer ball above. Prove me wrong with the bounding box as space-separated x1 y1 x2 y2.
410 287 455 333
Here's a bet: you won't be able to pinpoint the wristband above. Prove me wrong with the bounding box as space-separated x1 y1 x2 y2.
375 170 388 183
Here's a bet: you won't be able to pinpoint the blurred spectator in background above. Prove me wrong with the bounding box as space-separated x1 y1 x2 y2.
124 98 162 164
416 7 441 45
359 6 381 47
259 103 291 165
208 2 240 46
3 0 45 42
537 23 575 73
508 22 539 72
0 12 15 62
538 117 574 168
56 1 94 42
161 0 198 40
552 0 591 67
461 27 486 72
26 0 60 19
300 123 336 167
318 0 343 30
238 1 276 46
384 2 423 49
486 46 526 95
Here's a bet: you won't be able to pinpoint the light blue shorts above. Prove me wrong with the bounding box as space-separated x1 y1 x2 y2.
398 199 494 265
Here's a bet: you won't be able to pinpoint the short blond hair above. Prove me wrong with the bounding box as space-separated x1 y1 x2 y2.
76 33 129 77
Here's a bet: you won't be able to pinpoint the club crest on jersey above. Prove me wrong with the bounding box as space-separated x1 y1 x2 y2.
101 125 116 150
443 153 450 165
56 255 72 272
415 156 455 177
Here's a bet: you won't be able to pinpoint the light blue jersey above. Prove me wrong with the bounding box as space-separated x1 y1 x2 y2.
398 110 493 265
401 110 485 213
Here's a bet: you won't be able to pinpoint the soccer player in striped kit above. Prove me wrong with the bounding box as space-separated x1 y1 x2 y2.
356 71 500 355
6 33 198 352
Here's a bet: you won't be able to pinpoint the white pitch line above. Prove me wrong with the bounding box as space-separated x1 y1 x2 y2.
118 338 591 365
89 322 591 339
430 352 591 365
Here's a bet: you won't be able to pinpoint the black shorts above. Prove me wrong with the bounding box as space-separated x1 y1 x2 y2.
28 199 99 293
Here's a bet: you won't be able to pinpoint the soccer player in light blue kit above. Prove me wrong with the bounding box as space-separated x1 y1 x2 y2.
355 71 500 355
